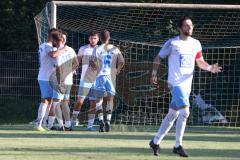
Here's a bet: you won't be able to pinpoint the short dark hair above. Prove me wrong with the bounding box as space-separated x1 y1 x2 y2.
48 28 58 34
89 31 99 37
48 28 58 40
100 30 110 43
177 16 193 28
51 31 62 47
58 29 67 36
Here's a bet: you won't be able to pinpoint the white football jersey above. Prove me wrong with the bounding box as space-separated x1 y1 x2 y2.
37 42 54 81
78 44 98 81
54 47 77 85
159 36 203 92
94 44 121 76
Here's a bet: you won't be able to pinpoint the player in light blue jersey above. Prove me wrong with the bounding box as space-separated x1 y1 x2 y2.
91 30 124 132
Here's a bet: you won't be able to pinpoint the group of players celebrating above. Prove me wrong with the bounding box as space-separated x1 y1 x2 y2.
36 28 124 132
36 16 223 158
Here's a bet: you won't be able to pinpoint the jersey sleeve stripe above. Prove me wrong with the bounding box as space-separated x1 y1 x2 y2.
195 51 203 60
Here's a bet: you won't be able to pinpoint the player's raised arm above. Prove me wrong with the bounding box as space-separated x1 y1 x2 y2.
49 30 68 58
49 45 68 58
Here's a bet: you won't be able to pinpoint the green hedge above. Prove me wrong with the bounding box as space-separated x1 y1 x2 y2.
0 97 38 124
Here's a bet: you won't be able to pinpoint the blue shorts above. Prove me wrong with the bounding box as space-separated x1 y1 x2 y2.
170 86 190 109
53 85 72 100
94 75 115 98
38 80 53 99
77 80 96 100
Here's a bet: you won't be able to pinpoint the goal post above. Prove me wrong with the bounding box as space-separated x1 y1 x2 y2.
35 2 240 127
51 2 57 28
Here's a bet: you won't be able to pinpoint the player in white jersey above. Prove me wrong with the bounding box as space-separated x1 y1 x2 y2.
36 28 67 131
46 30 72 130
71 31 99 131
149 17 222 157
95 47 125 132
91 30 124 132
51 31 78 131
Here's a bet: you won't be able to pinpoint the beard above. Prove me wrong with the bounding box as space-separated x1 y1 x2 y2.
182 30 192 36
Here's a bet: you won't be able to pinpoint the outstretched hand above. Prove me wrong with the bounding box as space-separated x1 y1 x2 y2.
210 63 222 73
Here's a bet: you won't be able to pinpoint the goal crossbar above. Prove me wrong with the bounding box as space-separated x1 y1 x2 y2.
52 1 240 9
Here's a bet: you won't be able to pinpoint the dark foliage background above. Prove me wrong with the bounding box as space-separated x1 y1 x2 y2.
0 0 239 51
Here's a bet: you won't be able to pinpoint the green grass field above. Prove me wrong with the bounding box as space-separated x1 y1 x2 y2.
0 125 239 160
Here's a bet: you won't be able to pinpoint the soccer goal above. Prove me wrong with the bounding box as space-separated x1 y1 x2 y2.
34 1 240 127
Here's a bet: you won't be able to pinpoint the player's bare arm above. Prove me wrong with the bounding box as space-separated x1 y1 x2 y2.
151 55 161 85
196 57 222 73
49 45 68 58
116 53 125 75
89 53 99 71
77 55 83 66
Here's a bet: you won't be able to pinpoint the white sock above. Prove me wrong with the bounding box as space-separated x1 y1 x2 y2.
72 111 80 121
65 121 71 128
62 102 70 122
88 114 95 128
106 113 112 122
48 116 55 129
98 113 104 121
53 102 64 128
175 107 190 147
96 100 103 121
96 99 103 111
57 119 64 128
37 103 48 126
153 108 179 145
42 104 51 127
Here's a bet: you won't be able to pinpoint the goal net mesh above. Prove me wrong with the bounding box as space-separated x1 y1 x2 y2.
34 2 240 126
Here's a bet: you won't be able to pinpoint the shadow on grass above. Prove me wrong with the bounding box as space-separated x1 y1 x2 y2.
0 131 239 143
1 147 240 158
1 125 240 134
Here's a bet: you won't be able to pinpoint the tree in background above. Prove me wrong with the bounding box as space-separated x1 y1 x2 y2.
0 0 239 51
0 0 48 51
